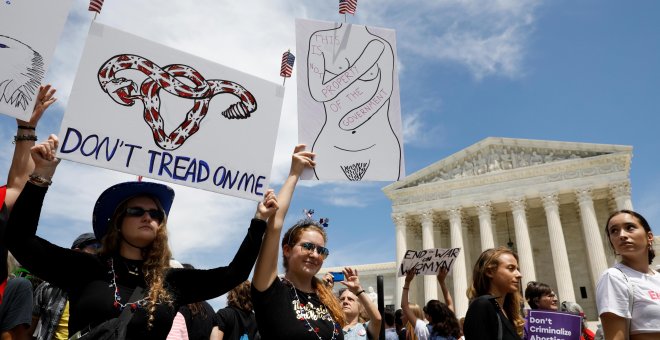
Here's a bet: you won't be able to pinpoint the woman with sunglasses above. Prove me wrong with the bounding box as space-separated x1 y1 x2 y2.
596 210 659 340
252 145 345 339
5 135 279 339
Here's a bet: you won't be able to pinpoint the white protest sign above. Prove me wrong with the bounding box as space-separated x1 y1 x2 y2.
398 248 461 277
0 0 73 120
58 22 284 201
295 18 405 181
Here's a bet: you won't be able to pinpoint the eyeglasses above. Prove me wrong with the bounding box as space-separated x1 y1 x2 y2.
298 242 330 259
125 207 164 221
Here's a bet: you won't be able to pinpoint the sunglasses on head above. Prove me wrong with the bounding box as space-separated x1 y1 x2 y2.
125 207 164 221
298 242 330 259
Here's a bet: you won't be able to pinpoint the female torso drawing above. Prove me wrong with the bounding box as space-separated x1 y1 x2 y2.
307 23 401 181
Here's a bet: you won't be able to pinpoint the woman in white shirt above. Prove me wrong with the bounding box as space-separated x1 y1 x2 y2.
596 210 660 340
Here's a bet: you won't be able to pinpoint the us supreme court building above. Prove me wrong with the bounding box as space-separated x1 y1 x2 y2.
326 137 660 321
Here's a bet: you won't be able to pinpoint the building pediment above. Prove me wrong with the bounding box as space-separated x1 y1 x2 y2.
386 137 632 191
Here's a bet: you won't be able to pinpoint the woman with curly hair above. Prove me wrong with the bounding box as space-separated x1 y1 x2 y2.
252 144 345 339
464 247 524 340
215 280 258 340
5 135 278 339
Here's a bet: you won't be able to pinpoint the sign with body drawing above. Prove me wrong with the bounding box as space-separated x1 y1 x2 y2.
398 248 461 277
295 18 405 181
0 0 73 120
59 22 284 201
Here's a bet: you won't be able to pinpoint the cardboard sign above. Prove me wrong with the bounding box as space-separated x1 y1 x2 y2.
398 248 461 277
295 18 405 181
59 22 284 201
0 0 73 120
524 310 582 340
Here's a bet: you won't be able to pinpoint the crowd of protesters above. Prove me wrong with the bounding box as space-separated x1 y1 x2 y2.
0 85 657 340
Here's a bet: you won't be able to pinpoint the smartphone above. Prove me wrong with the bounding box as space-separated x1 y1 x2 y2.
330 271 345 282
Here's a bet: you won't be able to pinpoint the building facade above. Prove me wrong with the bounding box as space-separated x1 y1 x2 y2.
381 137 635 319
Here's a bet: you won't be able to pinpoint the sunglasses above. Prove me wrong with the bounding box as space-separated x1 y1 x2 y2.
125 207 165 221
298 242 330 259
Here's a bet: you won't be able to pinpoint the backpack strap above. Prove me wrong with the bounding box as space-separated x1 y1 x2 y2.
614 267 633 340
116 286 145 339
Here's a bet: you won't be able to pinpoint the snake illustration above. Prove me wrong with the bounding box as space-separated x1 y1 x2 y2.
98 54 257 150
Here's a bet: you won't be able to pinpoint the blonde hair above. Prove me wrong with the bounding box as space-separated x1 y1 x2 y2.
409 303 425 321
468 247 524 337
100 195 172 329
282 220 346 328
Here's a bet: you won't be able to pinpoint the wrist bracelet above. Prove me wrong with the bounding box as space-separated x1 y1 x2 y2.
14 134 37 143
18 125 35 130
28 174 52 187
356 289 366 296
402 287 409 290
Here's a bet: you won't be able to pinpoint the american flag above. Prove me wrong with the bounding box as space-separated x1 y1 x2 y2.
88 0 104 14
280 51 295 78
339 0 357 14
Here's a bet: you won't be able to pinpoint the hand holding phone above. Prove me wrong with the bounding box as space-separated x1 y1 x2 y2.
330 271 345 282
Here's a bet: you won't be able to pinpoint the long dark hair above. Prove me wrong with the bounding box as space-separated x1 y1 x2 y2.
425 300 461 338
605 210 656 265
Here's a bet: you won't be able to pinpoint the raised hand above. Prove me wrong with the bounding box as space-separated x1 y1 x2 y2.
290 144 315 176
30 134 60 178
18 84 57 127
341 267 362 294
255 189 279 221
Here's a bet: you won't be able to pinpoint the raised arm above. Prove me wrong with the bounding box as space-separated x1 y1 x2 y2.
5 85 56 212
252 144 315 292
401 270 418 326
437 267 454 313
342 267 382 339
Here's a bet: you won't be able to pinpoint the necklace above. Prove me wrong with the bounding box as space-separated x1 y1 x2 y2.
285 278 339 340
123 261 141 276
108 258 147 312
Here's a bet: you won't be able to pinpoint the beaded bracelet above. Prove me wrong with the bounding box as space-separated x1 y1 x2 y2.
13 134 37 143
17 125 36 130
28 174 52 187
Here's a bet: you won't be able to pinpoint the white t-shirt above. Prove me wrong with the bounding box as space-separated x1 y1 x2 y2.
414 319 430 340
596 262 660 334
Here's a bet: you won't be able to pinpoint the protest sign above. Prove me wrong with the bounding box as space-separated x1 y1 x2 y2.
398 248 460 277
59 22 284 201
524 310 582 340
295 18 405 181
0 0 73 120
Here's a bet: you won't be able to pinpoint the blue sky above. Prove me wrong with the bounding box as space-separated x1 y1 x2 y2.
1 0 658 309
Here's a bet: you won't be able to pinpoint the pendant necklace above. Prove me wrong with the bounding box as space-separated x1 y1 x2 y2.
284 278 339 340
108 258 147 311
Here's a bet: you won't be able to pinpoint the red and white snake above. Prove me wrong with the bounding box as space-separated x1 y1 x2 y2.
98 54 257 150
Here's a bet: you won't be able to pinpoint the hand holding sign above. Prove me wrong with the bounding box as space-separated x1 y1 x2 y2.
399 247 461 277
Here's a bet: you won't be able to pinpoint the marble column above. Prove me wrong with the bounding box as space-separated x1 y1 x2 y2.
609 182 633 211
575 187 609 286
421 210 438 301
540 192 576 302
393 213 407 309
448 207 469 317
508 197 536 286
475 201 495 251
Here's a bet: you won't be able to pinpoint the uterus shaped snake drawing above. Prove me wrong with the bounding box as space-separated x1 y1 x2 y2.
98 54 257 150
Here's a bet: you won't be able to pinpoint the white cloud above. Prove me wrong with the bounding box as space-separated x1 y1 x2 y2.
360 0 540 79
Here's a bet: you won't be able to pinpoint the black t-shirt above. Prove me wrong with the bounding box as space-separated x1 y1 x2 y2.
179 302 218 340
464 295 522 340
252 277 343 340
216 306 258 340
6 183 266 340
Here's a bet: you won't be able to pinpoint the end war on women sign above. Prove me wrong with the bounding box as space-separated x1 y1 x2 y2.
398 248 461 277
